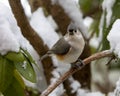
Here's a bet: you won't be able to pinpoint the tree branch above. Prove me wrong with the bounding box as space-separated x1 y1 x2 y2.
8 0 54 84
41 50 113 96
8 0 45 56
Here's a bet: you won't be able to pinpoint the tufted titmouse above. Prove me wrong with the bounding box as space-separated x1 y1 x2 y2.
41 23 85 65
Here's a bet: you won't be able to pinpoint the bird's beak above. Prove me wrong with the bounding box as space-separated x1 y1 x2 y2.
69 31 74 35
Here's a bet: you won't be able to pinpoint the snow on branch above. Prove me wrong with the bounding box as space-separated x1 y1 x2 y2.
0 3 29 55
98 0 115 43
69 76 86 96
30 8 59 48
102 0 115 27
107 19 120 58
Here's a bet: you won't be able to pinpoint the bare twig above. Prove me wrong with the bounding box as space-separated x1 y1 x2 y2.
41 50 113 96
106 56 115 66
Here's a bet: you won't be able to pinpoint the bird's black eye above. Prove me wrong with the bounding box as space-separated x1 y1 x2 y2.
69 29 74 32
74 30 77 33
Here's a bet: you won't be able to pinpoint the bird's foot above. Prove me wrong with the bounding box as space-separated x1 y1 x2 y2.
71 59 84 69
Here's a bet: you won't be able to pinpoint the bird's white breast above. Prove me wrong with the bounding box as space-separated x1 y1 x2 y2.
61 33 85 63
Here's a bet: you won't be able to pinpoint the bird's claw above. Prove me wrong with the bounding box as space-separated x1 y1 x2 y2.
71 59 84 69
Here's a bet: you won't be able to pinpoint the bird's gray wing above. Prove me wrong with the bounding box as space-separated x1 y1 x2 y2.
48 37 71 55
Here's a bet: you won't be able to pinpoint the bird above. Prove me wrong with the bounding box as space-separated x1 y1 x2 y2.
41 22 85 66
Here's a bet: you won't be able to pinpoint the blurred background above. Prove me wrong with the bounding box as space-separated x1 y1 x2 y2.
0 0 120 96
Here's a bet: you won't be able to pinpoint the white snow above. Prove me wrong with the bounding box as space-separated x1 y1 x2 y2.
0 3 32 55
0 0 31 17
114 77 120 96
69 77 87 96
68 76 105 96
49 69 65 96
89 35 99 48
0 0 10 8
107 19 120 58
30 8 59 48
69 77 81 93
22 61 27 69
76 89 86 96
0 3 20 55
51 0 89 39
51 69 61 78
47 15 58 31
83 17 93 29
7 11 30 50
83 17 100 48
21 0 32 17
108 92 114 96
98 0 115 44
102 0 115 27
86 92 105 96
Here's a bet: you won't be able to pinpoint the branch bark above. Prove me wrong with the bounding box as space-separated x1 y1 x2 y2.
41 50 113 96
29 0 42 12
